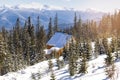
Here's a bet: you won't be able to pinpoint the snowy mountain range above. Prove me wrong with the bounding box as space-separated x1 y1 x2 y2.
0 3 105 29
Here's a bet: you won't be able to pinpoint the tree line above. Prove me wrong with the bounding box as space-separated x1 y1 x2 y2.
62 12 120 79
0 13 59 75
0 11 120 80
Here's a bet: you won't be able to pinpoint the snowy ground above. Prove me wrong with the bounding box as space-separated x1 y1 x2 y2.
0 55 120 80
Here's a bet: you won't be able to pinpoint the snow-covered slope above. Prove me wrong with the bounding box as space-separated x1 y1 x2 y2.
0 55 120 80
0 4 105 29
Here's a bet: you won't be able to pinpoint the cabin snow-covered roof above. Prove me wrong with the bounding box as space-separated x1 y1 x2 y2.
47 32 72 48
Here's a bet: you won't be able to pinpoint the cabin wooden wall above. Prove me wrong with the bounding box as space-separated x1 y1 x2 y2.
46 45 54 49
45 48 64 59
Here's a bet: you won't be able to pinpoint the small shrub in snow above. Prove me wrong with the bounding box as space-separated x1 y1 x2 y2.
50 71 56 80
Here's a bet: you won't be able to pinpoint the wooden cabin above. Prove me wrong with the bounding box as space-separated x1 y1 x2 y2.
45 32 72 58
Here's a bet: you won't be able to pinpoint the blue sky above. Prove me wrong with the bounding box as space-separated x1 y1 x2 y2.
0 0 120 12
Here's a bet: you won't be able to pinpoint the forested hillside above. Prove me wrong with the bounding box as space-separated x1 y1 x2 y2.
0 11 120 80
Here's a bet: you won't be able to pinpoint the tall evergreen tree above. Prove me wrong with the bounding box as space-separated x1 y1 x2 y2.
22 21 31 66
68 40 77 76
80 53 88 74
29 24 36 65
47 17 53 41
36 26 46 61
110 37 116 53
102 37 108 54
27 16 32 37
105 46 115 80
94 38 100 58
77 16 82 40
36 16 46 61
54 13 59 33
86 41 91 60
11 18 25 70
74 12 77 30
116 37 120 59
72 12 78 38
0 34 11 75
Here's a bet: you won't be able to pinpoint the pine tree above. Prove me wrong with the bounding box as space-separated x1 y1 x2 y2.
36 16 46 61
12 18 25 70
54 13 59 33
105 47 114 66
110 37 116 53
22 21 31 66
47 17 53 41
105 46 115 80
74 12 77 31
1 27 8 43
102 37 108 54
26 17 36 65
31 73 36 80
7 31 15 71
77 16 82 40
80 53 88 74
56 58 60 70
12 27 19 71
72 12 78 38
48 60 56 80
0 33 11 75
68 40 77 76
94 38 100 58
48 60 53 71
78 40 88 74
63 47 69 61
116 37 120 59
50 71 56 80
29 24 36 65
86 41 91 60
27 17 32 37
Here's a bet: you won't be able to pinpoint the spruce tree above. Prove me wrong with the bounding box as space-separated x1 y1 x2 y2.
110 37 116 53
86 41 91 60
7 31 15 71
72 12 78 38
0 34 11 75
74 12 77 31
77 16 82 40
94 38 100 58
48 60 56 80
12 18 25 70
56 58 60 70
29 24 36 65
47 17 53 41
36 25 46 61
80 53 88 74
105 46 115 79
22 21 31 66
102 37 108 54
116 37 120 59
48 60 53 71
50 71 56 80
54 13 59 33
68 40 77 76
31 73 36 80
12 27 19 71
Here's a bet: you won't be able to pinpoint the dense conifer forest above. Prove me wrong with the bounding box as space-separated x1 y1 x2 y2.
1 11 120 80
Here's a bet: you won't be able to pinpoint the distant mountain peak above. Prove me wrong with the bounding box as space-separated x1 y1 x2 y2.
9 3 64 11
0 3 78 11
0 4 105 29
0 3 105 13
